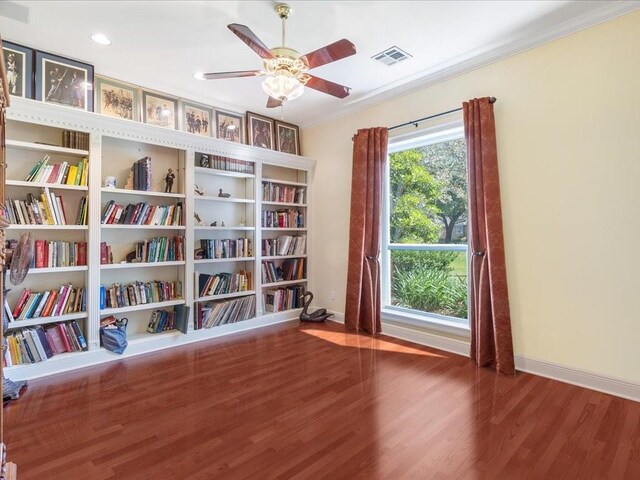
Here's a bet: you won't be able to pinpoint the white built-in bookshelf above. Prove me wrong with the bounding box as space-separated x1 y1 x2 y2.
3 96 314 380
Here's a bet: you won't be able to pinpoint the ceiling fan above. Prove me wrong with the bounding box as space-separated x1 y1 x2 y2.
201 3 356 108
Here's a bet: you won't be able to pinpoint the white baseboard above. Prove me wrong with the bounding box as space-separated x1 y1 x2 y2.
329 311 640 403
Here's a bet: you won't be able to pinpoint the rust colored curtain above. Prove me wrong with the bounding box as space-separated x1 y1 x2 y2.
345 127 388 334
463 98 515 376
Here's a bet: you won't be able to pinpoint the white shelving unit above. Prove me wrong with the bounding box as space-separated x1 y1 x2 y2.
3 97 315 381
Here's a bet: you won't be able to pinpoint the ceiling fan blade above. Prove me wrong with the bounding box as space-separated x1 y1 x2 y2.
228 24 275 59
305 75 351 99
202 70 261 80
301 39 357 69
266 96 283 108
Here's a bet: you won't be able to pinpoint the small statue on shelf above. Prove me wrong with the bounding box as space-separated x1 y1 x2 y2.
211 221 217 227
218 188 231 198
194 213 204 226
239 218 246 227
194 184 205 196
164 168 175 193
221 221 225 227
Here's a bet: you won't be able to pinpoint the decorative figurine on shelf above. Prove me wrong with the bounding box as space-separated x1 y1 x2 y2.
194 184 205 196
164 168 175 193
239 218 246 227
218 188 231 198
104 176 117 188
300 291 334 323
199 154 210 168
194 213 204 226
211 221 217 227
221 221 225 227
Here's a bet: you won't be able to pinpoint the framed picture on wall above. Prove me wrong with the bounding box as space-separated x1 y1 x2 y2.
95 76 140 121
142 90 177 129
214 108 245 144
35 50 94 111
2 41 33 98
246 111 274 149
275 120 301 155
180 100 213 137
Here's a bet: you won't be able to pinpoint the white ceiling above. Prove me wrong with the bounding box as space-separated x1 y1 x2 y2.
1 1 638 127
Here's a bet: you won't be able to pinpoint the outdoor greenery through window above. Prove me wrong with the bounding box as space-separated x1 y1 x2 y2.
383 126 469 325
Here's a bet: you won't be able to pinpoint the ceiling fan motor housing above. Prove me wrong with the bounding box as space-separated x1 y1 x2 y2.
264 47 311 85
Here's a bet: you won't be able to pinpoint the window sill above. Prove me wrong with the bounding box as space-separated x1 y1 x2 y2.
381 307 470 339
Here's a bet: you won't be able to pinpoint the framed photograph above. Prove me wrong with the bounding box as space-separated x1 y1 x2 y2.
214 108 245 144
275 120 301 155
95 76 139 121
142 90 177 129
2 41 33 98
181 100 212 137
246 111 274 149
35 50 94 111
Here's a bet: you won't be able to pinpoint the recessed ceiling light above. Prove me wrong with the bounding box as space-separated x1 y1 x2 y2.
91 33 111 46
193 72 205 80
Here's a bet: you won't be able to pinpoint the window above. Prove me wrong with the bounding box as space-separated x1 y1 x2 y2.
382 123 469 332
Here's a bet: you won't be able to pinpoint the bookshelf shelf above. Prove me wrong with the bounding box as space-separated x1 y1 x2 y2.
262 308 303 319
6 180 89 191
194 167 255 179
262 178 307 187
262 201 307 207
196 291 256 302
12 266 88 275
100 261 186 270
127 330 182 344
194 196 255 204
5 139 89 156
101 224 185 230
6 224 88 230
262 279 307 288
101 299 186 315
101 187 186 199
261 227 307 231
6 312 89 330
261 255 307 260
194 257 255 264
194 226 254 231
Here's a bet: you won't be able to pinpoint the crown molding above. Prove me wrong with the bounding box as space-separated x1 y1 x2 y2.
301 1 640 129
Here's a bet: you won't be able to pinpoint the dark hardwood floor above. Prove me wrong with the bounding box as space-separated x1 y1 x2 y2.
5 321 640 479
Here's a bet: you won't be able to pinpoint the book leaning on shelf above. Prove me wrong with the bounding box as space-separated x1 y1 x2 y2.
101 200 183 226
146 305 190 334
128 156 152 191
195 296 256 329
100 280 183 309
197 271 252 297
4 321 88 366
262 259 306 283
264 285 305 313
11 285 86 320
262 235 306 256
24 154 89 186
4 188 85 225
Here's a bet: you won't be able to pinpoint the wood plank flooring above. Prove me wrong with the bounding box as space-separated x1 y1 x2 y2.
5 321 640 479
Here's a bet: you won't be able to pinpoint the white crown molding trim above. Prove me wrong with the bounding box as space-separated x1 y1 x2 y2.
7 97 316 171
301 1 640 129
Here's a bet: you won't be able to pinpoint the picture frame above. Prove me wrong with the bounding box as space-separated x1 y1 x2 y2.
246 111 274 149
275 120 301 155
35 50 94 111
214 108 245 144
2 41 33 99
180 100 213 137
95 75 140 121
142 90 177 130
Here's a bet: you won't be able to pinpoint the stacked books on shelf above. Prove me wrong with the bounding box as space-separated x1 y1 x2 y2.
262 235 306 256
101 200 184 226
5 321 88 365
262 259 306 283
10 285 86 320
262 182 305 204
100 280 183 309
133 236 185 263
195 295 255 329
33 240 87 267
206 155 254 174
5 189 82 225
197 271 252 297
264 285 305 312
128 156 152 191
261 209 305 228
197 238 252 260
146 305 190 334
62 130 90 150
24 155 89 186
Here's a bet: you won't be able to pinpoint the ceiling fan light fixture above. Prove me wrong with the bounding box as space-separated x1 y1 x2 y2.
262 74 304 102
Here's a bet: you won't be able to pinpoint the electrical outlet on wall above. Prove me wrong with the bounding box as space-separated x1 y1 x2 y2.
330 290 336 301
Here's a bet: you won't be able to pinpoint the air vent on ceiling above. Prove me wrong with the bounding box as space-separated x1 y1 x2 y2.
372 46 412 66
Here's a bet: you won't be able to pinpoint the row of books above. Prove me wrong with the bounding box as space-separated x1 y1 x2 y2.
262 235 306 257
33 240 87 268
146 305 190 334
62 130 90 150
24 155 89 186
134 236 185 263
197 238 252 260
195 295 255 329
10 285 86 320
261 209 305 228
5 190 84 225
262 259 306 284
130 156 152 191
264 285 305 312
197 271 253 297
101 200 184 226
5 321 88 365
100 280 183 309
262 182 305 204
203 155 254 174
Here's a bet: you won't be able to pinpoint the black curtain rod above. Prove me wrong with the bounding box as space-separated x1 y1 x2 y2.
388 97 497 132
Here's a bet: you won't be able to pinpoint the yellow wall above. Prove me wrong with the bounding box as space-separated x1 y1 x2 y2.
302 11 640 383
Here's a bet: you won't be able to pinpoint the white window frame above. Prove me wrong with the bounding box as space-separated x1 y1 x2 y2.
382 121 470 337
